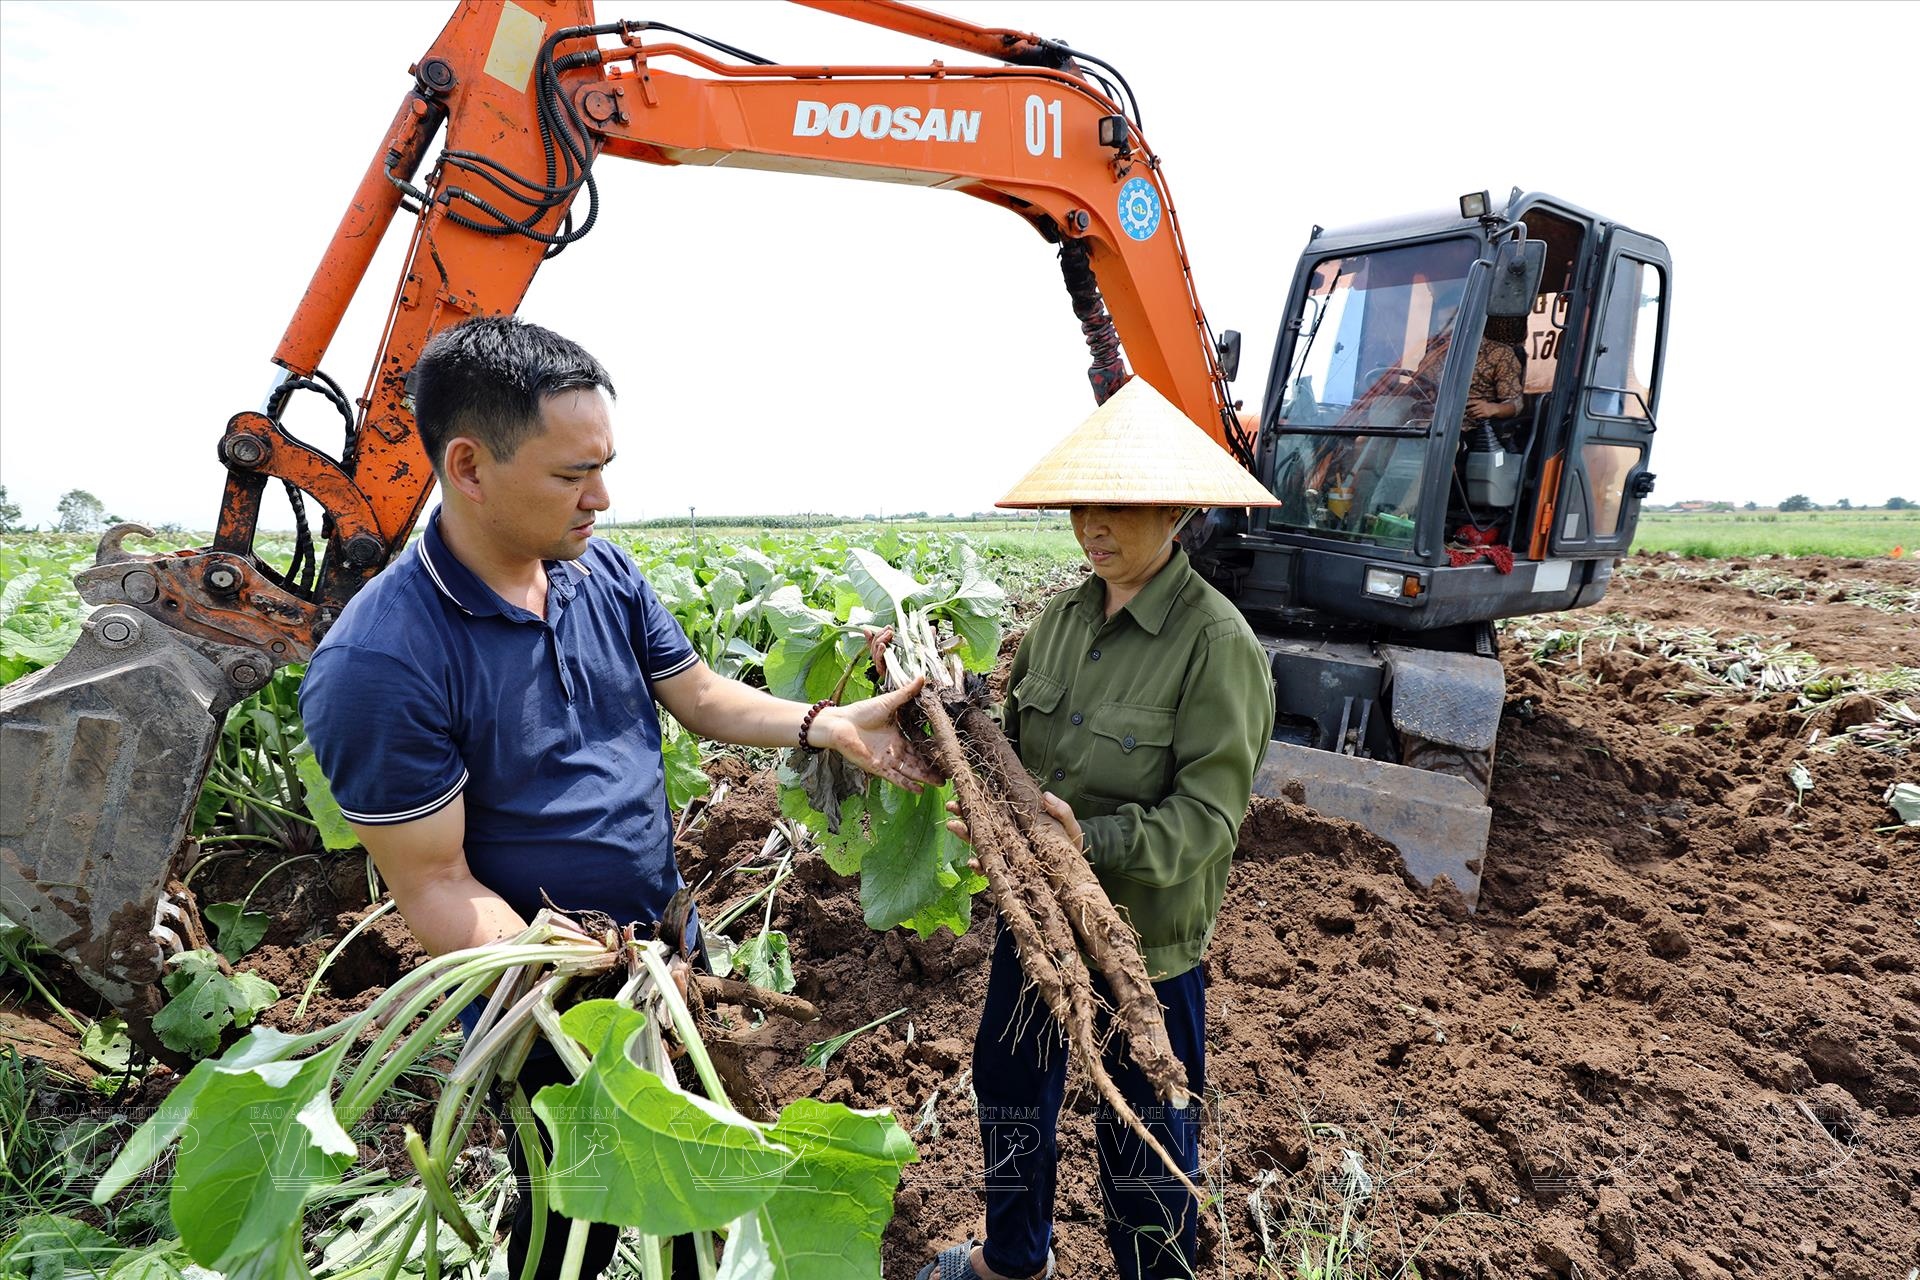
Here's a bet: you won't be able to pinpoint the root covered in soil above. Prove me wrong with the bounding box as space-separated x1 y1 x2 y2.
886 609 1202 1200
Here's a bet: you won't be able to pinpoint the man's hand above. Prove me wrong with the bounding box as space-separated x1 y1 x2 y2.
1466 397 1519 420
811 675 944 792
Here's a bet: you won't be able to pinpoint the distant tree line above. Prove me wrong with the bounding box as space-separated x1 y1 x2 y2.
0 486 185 535
1653 496 1913 514
1778 494 1911 512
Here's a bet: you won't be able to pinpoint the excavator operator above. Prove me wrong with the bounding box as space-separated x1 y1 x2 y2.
1462 314 1528 446
297 316 938 1279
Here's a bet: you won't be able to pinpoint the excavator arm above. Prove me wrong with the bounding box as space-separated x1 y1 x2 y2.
0 0 1249 1056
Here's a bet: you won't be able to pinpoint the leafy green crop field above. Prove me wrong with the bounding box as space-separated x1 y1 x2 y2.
1630 509 1918 558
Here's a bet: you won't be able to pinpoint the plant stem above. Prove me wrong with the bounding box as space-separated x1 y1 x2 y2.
338 936 599 1106
530 1001 592 1080
707 860 793 935
239 851 323 912
635 945 727 1103
376 1198 431 1280
405 1125 481 1249
294 898 396 1020
15 963 86 1035
339 942 597 1122
199 776 315 827
510 1086 551 1280
636 1232 665 1280
555 1217 592 1280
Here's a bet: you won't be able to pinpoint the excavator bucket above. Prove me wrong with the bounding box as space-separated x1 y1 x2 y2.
1253 743 1490 909
0 534 252 1059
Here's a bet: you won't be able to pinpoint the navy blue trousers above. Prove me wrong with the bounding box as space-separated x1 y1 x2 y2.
974 923 1207 1280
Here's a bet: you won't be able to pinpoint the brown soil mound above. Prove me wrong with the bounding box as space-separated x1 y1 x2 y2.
684 554 1919 1279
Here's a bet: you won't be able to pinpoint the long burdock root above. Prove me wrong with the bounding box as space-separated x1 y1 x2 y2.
914 687 1203 1203
956 706 1190 1108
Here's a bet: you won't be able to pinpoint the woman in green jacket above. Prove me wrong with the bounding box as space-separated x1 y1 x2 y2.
921 379 1279 1280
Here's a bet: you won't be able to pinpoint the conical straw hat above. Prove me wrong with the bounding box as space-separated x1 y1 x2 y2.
997 377 1280 509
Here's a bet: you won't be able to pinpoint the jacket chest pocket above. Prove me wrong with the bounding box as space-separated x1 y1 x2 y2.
1011 670 1066 761
1087 701 1177 802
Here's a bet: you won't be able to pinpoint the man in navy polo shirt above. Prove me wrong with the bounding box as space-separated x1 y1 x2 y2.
299 316 934 1279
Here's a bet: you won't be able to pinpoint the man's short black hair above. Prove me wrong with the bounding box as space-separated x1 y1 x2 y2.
410 317 615 473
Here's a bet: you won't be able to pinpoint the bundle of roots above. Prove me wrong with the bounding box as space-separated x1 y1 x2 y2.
881 613 1203 1200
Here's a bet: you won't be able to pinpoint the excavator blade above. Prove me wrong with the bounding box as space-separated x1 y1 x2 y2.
0 601 237 1060
1253 741 1489 909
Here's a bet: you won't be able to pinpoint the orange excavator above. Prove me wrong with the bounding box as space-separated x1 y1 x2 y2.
0 0 1669 1054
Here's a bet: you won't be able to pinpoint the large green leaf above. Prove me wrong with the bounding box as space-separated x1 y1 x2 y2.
705 566 748 616
0 569 40 626
169 1042 356 1270
81 1014 134 1073
101 1243 192 1279
533 1001 789 1234
95 1027 306 1201
731 546 781 595
292 745 360 851
732 929 795 995
216 1222 314 1280
764 632 846 703
855 782 961 933
776 757 866 874
204 902 269 962
662 721 712 811
648 563 703 612
898 862 985 941
944 545 1007 672
152 950 279 1059
756 585 831 642
0 1213 117 1280
750 1100 917 1280
845 549 928 626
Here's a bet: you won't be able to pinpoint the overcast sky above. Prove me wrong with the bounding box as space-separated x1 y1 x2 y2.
2 0 1915 531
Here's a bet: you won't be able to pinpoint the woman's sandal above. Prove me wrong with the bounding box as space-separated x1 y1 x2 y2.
913 1239 1055 1280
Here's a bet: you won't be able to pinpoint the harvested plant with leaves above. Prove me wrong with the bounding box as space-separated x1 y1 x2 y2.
93 913 915 1280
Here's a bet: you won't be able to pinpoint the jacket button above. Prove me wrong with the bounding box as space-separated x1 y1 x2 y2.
1052 768 1065 781
1122 734 1136 751
1089 648 1101 661
1070 712 1084 725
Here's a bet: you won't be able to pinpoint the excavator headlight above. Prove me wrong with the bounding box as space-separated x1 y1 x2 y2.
1098 115 1129 150
1459 190 1491 219
1364 567 1426 602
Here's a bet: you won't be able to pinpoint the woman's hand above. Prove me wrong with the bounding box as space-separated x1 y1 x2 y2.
946 791 1083 873
1037 791 1083 852
945 799 970 846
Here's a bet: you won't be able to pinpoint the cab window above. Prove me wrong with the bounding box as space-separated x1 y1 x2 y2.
1279 238 1478 433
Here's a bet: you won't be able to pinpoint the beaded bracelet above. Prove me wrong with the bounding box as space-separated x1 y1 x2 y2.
798 697 834 752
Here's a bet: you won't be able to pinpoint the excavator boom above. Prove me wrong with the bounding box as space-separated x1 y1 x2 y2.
0 0 1244 1055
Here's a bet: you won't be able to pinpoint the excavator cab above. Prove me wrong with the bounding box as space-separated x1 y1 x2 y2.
1193 190 1671 905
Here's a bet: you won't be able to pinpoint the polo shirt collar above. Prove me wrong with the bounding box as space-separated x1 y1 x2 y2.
1067 546 1191 636
419 507 591 620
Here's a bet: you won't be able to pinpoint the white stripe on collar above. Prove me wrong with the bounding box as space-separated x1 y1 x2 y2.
418 539 474 616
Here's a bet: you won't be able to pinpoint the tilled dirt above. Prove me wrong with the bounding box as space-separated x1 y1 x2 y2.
9 554 1915 1278
683 554 1919 1280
